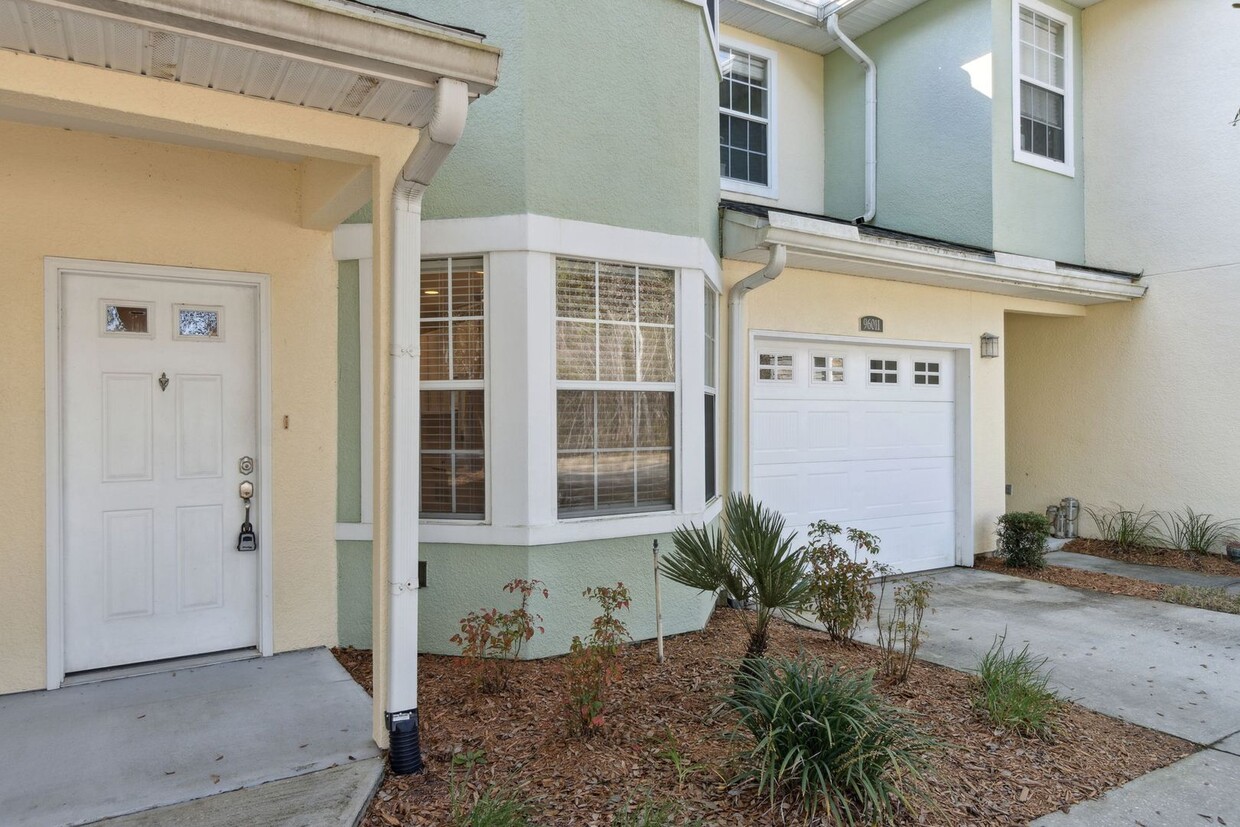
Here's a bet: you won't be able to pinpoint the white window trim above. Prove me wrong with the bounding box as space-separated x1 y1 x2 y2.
704 286 720 504
1011 0 1075 177
719 37 780 199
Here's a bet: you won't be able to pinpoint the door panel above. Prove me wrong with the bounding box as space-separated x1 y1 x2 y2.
63 272 259 673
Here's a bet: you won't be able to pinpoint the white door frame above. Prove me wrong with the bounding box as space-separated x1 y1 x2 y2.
748 329 975 567
44 257 275 689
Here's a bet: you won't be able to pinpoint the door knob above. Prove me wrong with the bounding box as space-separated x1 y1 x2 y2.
239 480 254 500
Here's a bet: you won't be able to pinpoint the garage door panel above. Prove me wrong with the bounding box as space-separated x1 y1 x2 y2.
751 339 959 574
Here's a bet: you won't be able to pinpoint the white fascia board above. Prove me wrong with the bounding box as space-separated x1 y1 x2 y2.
40 0 501 95
725 211 1145 305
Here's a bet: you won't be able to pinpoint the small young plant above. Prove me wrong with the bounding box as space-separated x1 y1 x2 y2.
875 578 933 684
562 583 631 737
612 796 693 827
995 512 1053 569
1158 507 1239 555
657 732 708 791
974 632 1060 740
449 780 533 827
450 578 549 694
1085 504 1160 551
804 521 890 643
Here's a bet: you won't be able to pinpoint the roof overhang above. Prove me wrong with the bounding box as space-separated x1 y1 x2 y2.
0 0 501 129
723 208 1146 305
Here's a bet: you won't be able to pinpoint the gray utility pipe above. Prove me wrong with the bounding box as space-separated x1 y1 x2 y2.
728 244 787 494
387 76 470 776
825 11 877 224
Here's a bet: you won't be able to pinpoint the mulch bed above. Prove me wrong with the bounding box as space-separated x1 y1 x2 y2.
334 609 1191 826
1065 538 1240 577
974 555 1166 600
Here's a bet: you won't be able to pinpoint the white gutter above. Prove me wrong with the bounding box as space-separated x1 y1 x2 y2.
727 244 787 494
825 12 877 224
386 76 469 775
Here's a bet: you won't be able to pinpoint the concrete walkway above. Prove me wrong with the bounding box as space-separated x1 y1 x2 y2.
0 648 382 826
859 568 1240 825
1045 549 1240 594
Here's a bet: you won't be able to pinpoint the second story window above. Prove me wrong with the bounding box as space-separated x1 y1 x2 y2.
1015 1 1073 175
720 44 774 192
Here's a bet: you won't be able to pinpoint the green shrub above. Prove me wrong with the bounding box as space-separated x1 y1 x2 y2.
450 784 534 827
995 512 1052 569
664 494 810 657
876 579 934 684
1085 504 1160 551
562 583 631 737
974 633 1060 740
804 521 889 642
1161 585 1240 614
726 656 931 824
612 797 700 827
1158 507 1238 555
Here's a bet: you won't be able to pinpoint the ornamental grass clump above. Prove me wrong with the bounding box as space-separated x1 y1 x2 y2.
1158 507 1239 555
995 512 1052 569
975 633 1060 740
1085 504 1160 551
449 781 534 827
726 655 932 824
663 494 809 657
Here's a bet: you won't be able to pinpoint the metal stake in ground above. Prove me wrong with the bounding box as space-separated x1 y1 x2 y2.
653 539 665 663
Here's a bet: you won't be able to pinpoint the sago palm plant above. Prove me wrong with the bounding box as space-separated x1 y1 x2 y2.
662 494 809 657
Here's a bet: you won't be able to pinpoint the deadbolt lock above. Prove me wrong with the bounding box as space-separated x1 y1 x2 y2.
238 456 255 475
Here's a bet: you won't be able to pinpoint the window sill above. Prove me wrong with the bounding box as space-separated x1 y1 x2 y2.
1012 150 1075 178
419 500 724 547
721 177 779 200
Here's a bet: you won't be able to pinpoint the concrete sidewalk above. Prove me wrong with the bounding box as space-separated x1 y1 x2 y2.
860 568 1240 825
1045 549 1240 594
0 648 381 826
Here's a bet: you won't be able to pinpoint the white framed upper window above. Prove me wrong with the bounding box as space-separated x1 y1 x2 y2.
1013 0 1074 176
812 354 845 384
555 258 676 518
420 256 486 520
719 41 778 197
757 352 793 382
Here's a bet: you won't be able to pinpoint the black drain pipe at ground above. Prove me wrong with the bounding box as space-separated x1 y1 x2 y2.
386 710 422 775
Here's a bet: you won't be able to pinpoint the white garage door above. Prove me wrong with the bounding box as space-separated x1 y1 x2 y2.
749 339 958 574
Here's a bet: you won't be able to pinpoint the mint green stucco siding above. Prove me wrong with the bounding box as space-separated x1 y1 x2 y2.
371 0 719 251
990 0 1085 263
825 0 994 249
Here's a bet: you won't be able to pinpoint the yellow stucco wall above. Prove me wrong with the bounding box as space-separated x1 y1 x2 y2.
722 259 1084 557
0 119 345 693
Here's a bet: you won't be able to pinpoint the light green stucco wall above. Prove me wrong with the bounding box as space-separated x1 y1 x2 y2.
371 0 718 251
336 260 361 524
336 534 717 657
824 0 993 248
990 0 1085 264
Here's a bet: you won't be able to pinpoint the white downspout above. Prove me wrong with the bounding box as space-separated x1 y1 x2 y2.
387 76 469 775
727 244 786 494
826 12 877 224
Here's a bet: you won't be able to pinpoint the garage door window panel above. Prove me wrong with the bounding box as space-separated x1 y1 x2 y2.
869 359 898 385
758 352 794 382
812 354 845 384
914 361 941 386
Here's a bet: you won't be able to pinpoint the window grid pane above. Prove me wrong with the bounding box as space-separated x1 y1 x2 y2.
719 46 770 186
1018 5 1068 164
420 257 485 520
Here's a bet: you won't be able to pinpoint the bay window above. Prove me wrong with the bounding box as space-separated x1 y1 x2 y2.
555 258 676 517
420 257 485 519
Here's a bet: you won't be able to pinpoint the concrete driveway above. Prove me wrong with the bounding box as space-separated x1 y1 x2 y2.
859 568 1240 825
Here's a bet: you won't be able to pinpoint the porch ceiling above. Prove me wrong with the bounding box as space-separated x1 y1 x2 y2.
0 0 499 130
723 207 1147 305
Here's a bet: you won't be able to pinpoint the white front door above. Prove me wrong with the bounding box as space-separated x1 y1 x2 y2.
749 339 958 574
62 271 260 673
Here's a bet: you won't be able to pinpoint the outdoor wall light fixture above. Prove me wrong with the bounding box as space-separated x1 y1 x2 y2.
980 332 1000 358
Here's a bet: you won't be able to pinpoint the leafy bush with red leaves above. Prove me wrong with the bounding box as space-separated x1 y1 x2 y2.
450 578 548 694
562 583 631 737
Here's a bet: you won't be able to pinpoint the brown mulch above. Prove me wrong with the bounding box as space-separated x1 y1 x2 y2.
974 555 1166 600
333 610 1192 826
1065 538 1240 577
